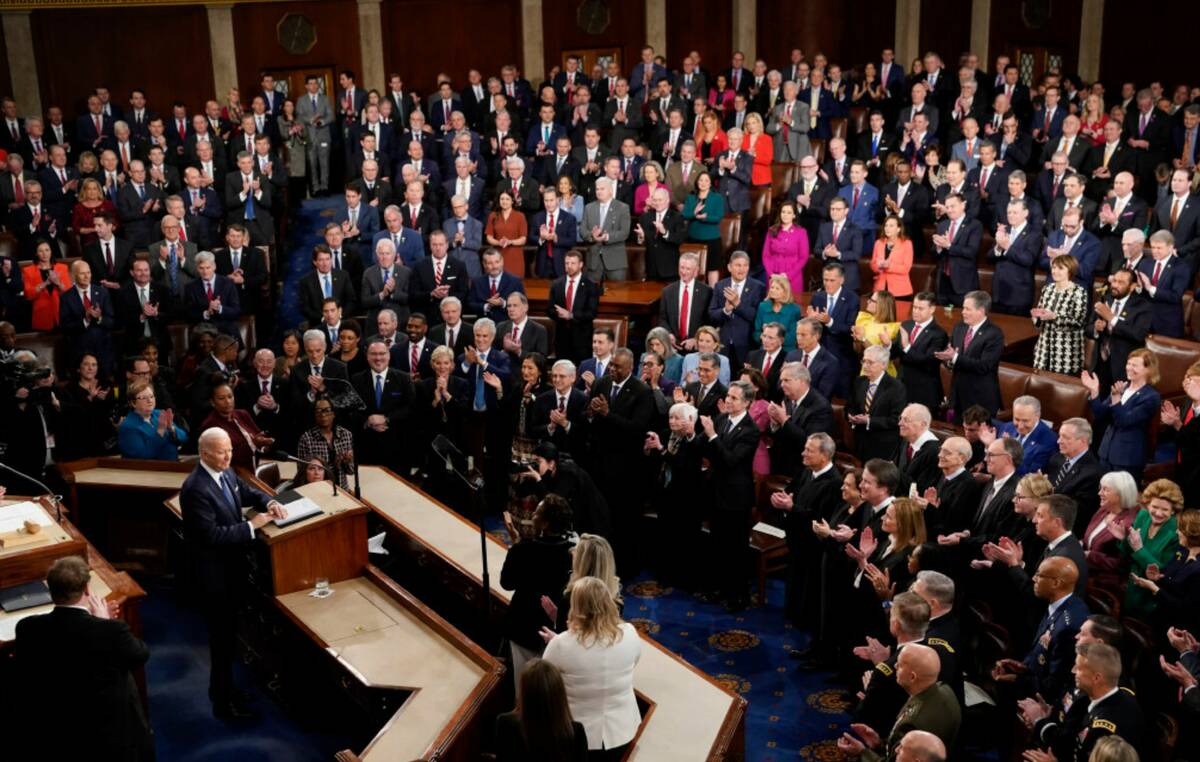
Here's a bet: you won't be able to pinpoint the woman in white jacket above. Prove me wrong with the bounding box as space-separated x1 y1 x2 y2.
542 576 642 760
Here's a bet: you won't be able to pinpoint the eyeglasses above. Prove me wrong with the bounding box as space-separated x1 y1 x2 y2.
314 408 335 415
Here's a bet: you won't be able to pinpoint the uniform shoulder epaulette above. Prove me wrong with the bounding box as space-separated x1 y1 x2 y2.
1091 719 1116 733
1119 686 1136 696
927 637 955 653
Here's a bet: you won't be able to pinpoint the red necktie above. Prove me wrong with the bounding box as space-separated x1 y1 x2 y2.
762 353 772 376
963 326 975 351
178 120 186 140
512 180 519 196
489 278 497 296
1152 261 1163 286
832 224 841 245
262 379 270 396
852 186 861 209
909 323 920 343
906 444 914 461
512 325 519 341
82 291 92 312
104 242 114 276
679 285 690 339
410 208 418 228
435 259 444 285
1052 176 1061 198
802 353 810 367
565 277 576 312
557 395 565 413
1043 111 1050 133
980 166 990 190
94 115 102 134
179 222 188 242
411 344 419 371
206 281 214 301
13 176 23 204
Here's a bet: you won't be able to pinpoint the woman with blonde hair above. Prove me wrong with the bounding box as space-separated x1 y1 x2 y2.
543 577 641 761
1087 736 1137 762
1079 93 1109 145
754 273 802 348
853 290 901 375
678 325 731 385
71 178 117 247
740 112 773 187
1117 478 1182 619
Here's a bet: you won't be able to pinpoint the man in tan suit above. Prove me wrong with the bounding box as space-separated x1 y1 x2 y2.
665 139 702 208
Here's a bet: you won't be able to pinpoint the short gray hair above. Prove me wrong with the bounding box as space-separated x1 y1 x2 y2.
551 359 577 376
1099 471 1140 509
729 379 755 402
440 296 462 311
779 362 810 382
1149 230 1175 247
915 570 955 607
1013 395 1041 415
198 427 231 452
474 317 496 335
864 344 890 365
808 432 835 458
195 251 215 266
302 329 326 347
506 156 525 171
669 402 698 422
1061 417 1092 444
375 238 396 256
904 403 932 427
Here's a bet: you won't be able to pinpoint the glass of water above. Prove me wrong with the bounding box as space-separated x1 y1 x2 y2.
314 577 330 597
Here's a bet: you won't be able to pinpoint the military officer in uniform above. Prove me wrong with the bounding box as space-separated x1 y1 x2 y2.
838 644 962 761
1028 642 1145 762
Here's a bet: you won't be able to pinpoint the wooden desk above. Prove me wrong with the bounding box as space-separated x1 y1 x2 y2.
356 466 747 760
524 278 664 318
59 458 193 525
276 568 503 761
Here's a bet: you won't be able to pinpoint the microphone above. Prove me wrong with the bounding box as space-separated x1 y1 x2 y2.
0 461 63 524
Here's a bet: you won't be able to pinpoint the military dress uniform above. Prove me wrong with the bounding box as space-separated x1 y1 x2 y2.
1023 594 1090 701
857 638 962 735
862 681 962 762
1034 687 1145 761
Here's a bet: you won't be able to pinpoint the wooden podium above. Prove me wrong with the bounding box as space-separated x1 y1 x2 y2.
249 480 370 596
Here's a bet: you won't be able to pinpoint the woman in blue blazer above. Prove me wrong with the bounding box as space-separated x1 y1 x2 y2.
1083 348 1160 484
118 380 187 460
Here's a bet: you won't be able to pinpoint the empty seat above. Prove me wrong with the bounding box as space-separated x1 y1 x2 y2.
627 245 647 281
1026 371 1091 427
996 363 1032 416
1144 334 1200 397
593 316 629 348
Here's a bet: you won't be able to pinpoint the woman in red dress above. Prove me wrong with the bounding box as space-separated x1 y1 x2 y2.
486 190 529 277
71 178 118 248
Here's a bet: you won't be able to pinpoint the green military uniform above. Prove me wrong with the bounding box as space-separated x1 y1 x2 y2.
862 681 961 762
1034 686 1145 761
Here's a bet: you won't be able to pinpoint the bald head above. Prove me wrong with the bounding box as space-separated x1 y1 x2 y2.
897 643 941 695
896 730 946 762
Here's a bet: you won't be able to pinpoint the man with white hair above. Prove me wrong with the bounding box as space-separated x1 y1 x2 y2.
116 159 166 247
581 176 631 282
372 204 426 267
716 127 753 216
456 317 512 509
442 156 486 221
180 427 287 719
498 155 540 213
442 193 485 278
848 345 906 461
981 394 1057 474
360 237 412 328
532 359 588 454
1044 418 1101 531
290 327 349 418
182 250 241 338
766 361 833 478
897 403 941 493
636 185 687 280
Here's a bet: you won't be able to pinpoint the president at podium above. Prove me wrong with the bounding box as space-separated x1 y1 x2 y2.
180 427 287 721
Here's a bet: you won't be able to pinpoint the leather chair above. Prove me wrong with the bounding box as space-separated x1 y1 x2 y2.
809 138 826 164
996 363 1032 417
719 214 742 265
530 316 556 351
746 186 773 230
849 108 868 136
626 245 647 281
770 162 799 203
909 262 936 294
1144 335 1200 397
1025 371 1090 428
977 266 993 295
829 117 848 141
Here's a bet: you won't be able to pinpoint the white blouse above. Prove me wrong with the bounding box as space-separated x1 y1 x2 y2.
543 622 642 750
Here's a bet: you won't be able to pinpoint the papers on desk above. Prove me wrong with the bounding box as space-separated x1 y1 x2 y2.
752 522 786 539
0 502 54 534
0 608 43 641
274 496 324 527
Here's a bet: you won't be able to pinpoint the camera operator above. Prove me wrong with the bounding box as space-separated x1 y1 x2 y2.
1 352 64 491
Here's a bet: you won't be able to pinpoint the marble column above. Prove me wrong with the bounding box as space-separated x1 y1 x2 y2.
894 0 920 75
357 0 385 90
205 5 239 99
732 0 755 62
521 0 545 84
970 0 991 64
2 11 43 117
646 0 666 58
1077 0 1105 82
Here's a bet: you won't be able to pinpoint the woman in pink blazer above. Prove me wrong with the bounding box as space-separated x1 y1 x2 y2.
1084 471 1140 594
869 214 914 298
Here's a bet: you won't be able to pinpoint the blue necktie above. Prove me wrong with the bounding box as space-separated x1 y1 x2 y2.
219 472 238 516
610 382 619 401
167 243 178 290
137 184 145 200
323 274 332 298
375 374 384 408
474 362 486 411
871 134 879 156
245 183 257 220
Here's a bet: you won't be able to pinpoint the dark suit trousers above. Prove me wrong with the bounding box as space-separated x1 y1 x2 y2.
710 506 751 603
205 588 241 706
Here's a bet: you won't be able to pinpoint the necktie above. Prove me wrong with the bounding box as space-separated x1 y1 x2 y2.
1171 198 1181 229
852 186 860 209
909 323 921 343
803 352 810 367
679 285 690 338
94 115 102 135
232 249 240 270
871 132 878 156
179 220 188 242
411 343 419 371
220 472 238 514
435 259 444 285
82 289 92 313
762 353 772 376
104 242 114 276
1052 175 1061 199
34 139 41 153
448 326 456 347
1043 110 1050 133
557 395 566 413
13 176 22 204
864 382 877 411
565 277 576 312
964 325 976 350
411 207 418 227
1139 112 1148 136
682 163 690 185
244 179 256 220
512 324 519 341
832 223 841 244
375 374 384 407
967 139 974 156
168 244 178 289
206 281 214 301
323 274 332 297
262 379 270 396
474 363 487 411
980 166 990 190
1152 260 1163 286
137 183 145 200
490 277 497 296
610 382 620 401
906 443 914 462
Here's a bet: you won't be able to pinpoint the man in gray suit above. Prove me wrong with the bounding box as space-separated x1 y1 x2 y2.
360 238 412 328
581 177 631 282
766 81 811 162
296 75 333 194
148 215 198 298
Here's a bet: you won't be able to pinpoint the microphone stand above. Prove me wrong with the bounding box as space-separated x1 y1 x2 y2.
318 377 364 498
431 435 491 637
0 461 63 524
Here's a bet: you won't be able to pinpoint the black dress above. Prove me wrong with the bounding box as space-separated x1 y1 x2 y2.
59 382 118 458
494 712 588 762
499 534 572 652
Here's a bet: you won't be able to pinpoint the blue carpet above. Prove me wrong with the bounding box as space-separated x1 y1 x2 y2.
141 581 355 761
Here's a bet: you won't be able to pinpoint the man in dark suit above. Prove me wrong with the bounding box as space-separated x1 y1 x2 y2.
1041 207 1101 289
700 379 761 609
549 250 599 363
116 256 173 357
411 230 470 323
848 346 907 462
933 193 982 307
892 293 949 413
920 436 985 537
443 157 488 221
814 198 866 293
237 348 292 449
212 223 266 315
682 352 727 418
59 260 115 373
352 339 415 474
807 263 858 397
1152 169 1200 272
745 320 787 401
180 166 224 248
637 186 688 281
529 187 579 278
1046 174 1099 233
709 251 766 368
531 359 590 455
38 146 80 229
855 111 897 185
1086 268 1151 392
715 130 753 219
290 330 350 422
967 143 1009 229
935 291 1004 418
456 319 512 507
1123 89 1173 203
538 136 582 188
766 362 834 478
583 348 655 569
987 198 1043 315
8 178 63 259
1044 418 1103 533
115 161 166 248
13 556 152 760
392 313 437 379
601 79 643 150
76 95 115 152
182 252 241 338
223 151 274 246
496 291 549 362
789 156 838 243
426 299 474 355
896 404 943 495
468 248 525 323
299 245 357 327
82 213 132 296
1086 122 1138 202
181 428 287 719
786 317 841 401
657 252 712 349
1093 171 1147 275
1134 231 1188 337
